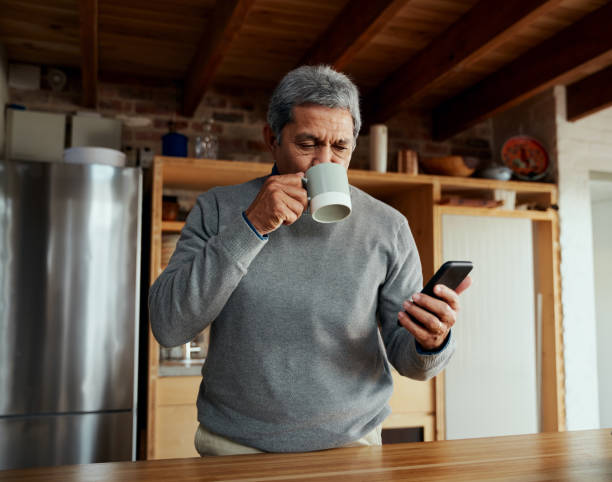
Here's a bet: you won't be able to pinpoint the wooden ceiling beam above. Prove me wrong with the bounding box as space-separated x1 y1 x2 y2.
566 64 612 122
364 0 563 125
183 0 255 117
433 2 612 140
78 0 98 108
300 0 408 70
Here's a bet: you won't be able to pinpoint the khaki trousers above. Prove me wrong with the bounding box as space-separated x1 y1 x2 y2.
194 423 382 456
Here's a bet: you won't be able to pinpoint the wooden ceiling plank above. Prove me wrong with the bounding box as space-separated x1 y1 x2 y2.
365 0 564 125
78 0 98 108
300 0 409 70
432 1 612 140
566 64 612 121
183 0 256 117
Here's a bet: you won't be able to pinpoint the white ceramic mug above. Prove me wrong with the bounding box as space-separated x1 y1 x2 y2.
302 163 352 223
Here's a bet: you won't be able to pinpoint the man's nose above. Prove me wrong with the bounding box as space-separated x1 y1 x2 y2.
312 145 333 165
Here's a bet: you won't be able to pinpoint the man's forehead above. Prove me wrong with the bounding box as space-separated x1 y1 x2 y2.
289 105 353 131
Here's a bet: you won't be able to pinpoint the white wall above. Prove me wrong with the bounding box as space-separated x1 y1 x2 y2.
590 176 612 428
0 43 8 157
555 85 612 430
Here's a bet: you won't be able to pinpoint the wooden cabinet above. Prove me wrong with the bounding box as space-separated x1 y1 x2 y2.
146 156 563 458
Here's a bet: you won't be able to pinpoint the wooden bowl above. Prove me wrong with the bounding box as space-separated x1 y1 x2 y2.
419 156 475 177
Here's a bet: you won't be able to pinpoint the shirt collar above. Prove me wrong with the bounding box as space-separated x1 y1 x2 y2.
271 163 280 175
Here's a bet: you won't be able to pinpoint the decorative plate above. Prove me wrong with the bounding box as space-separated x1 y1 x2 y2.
501 136 549 181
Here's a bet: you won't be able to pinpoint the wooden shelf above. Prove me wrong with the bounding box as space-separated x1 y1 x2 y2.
436 205 556 221
160 157 557 203
162 221 185 233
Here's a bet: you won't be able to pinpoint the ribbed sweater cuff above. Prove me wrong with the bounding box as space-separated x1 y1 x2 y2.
217 213 268 271
412 329 456 370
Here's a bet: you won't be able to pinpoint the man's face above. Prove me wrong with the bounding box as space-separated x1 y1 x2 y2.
265 104 355 174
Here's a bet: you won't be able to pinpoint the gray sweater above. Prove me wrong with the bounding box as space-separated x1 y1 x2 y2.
149 175 455 452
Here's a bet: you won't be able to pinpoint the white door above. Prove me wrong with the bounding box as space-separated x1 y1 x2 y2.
590 175 612 428
442 214 539 439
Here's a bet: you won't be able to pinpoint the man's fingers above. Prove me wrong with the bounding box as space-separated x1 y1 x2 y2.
281 194 306 225
403 300 450 334
409 293 456 325
454 275 472 295
247 173 309 234
397 310 430 341
269 172 305 188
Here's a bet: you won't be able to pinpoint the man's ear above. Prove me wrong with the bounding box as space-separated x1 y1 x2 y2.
263 124 278 152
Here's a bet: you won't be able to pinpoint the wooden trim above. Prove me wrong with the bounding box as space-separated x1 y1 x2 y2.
433 1 612 140
533 217 566 431
366 0 562 124
434 372 446 441
566 64 612 122
78 0 98 108
161 221 185 233
432 206 445 440
183 0 255 116
300 0 408 70
147 158 165 459
437 205 555 221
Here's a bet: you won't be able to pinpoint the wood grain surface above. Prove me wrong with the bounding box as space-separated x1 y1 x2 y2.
2 429 610 481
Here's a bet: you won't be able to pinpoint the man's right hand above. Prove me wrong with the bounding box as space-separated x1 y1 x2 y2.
244 173 308 235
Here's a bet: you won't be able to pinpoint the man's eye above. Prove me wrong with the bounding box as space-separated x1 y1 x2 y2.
297 143 315 149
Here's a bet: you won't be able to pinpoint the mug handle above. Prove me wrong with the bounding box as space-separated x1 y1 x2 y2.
301 176 311 213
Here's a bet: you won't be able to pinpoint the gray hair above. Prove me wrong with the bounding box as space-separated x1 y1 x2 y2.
267 65 361 145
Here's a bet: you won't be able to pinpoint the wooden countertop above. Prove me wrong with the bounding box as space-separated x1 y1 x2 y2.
2 429 610 481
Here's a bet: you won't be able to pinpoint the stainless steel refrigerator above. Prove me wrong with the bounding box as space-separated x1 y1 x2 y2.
0 159 142 470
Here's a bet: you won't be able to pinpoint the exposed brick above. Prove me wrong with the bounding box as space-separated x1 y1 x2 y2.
134 130 163 141
219 138 246 155
99 85 118 98
213 111 244 123
246 140 267 152
152 88 180 104
134 102 175 115
98 99 123 111
450 146 492 161
175 120 189 131
154 118 171 130
474 123 492 138
191 121 204 132
202 95 227 108
229 99 255 111
122 130 133 142
422 142 451 157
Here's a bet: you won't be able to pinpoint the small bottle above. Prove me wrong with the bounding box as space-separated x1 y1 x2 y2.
201 119 219 159
162 121 188 157
194 136 204 159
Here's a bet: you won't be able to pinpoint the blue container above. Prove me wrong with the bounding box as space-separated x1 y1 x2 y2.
162 131 188 157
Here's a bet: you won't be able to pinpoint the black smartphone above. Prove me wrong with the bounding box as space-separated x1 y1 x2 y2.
420 260 473 299
398 260 473 326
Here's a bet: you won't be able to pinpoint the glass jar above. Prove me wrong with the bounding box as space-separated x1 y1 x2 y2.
194 119 219 159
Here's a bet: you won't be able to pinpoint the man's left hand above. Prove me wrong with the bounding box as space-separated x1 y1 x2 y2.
398 276 472 351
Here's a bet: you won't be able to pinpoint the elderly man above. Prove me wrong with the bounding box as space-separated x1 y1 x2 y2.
149 65 471 456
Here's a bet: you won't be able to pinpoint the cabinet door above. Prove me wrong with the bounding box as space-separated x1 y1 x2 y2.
154 377 200 459
442 215 539 440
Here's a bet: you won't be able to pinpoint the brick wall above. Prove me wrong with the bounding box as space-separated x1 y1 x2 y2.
0 45 8 156
491 89 558 183
8 67 493 171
